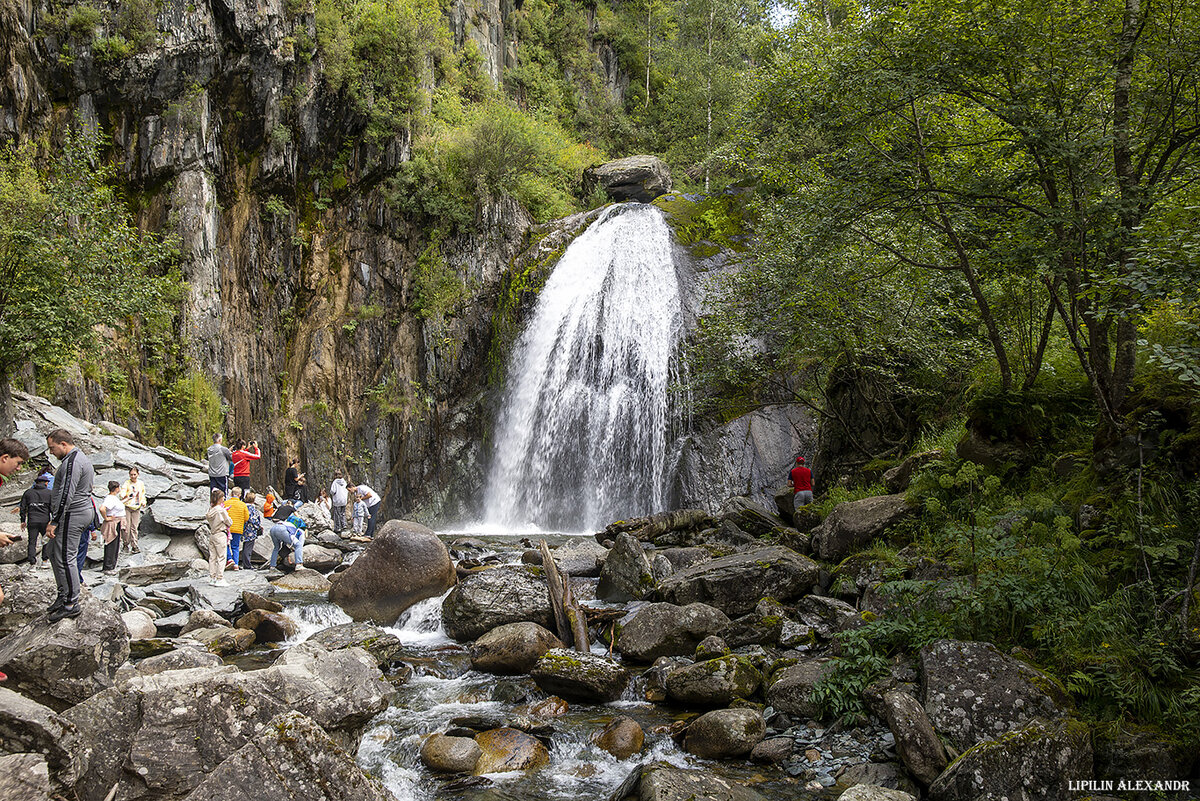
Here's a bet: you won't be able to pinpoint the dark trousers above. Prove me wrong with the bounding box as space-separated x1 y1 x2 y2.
331 505 346 534
26 522 47 564
239 537 255 569
209 476 228 494
103 527 120 571
233 476 251 493
47 512 85 608
365 503 379 538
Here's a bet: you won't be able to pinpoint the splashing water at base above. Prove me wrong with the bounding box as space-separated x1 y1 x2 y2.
484 204 686 531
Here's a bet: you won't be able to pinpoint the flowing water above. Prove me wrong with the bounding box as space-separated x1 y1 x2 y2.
483 204 687 532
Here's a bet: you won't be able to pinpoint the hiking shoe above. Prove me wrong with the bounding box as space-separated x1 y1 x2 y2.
49 605 81 623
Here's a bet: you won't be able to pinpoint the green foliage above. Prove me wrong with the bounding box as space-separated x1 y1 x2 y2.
65 5 103 36
152 370 224 454
115 0 160 51
413 247 466 321
91 34 135 61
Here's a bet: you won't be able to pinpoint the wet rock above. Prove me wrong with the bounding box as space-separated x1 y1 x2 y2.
470 622 564 675
750 737 792 764
181 711 392 801
597 533 656 601
684 708 766 759
658 547 710 571
181 609 229 634
328 520 456 623
118 647 223 678
0 752 52 801
616 602 730 662
928 719 1092 801
531 649 629 702
184 626 256 655
720 496 786 537
637 763 766 801
881 690 947 786
473 727 550 774
810 495 915 561
840 787 917 801
695 635 730 661
553 539 609 577
584 155 672 202
242 590 283 613
765 658 835 720
524 696 569 718
235 609 299 643
656 546 819 616
122 608 159 640
421 732 483 773
118 560 195 586
920 639 1068 752
595 715 645 759
301 544 343 572
273 568 333 592
441 565 553 641
0 687 88 789
0 593 130 710
308 622 407 668
663 655 762 706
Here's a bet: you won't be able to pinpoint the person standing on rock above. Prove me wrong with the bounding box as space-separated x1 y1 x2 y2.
329 471 348 536
230 439 261 494
45 429 95 622
240 491 262 570
350 483 381 539
789 456 813 513
223 487 250 571
283 458 302 502
206 434 233 494
19 472 52 567
99 480 125 575
119 466 146 554
205 488 233 587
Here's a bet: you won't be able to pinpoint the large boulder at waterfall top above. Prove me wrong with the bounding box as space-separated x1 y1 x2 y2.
655 546 819 616
531 649 630 702
810 494 915 561
920 639 1069 752
684 708 766 759
182 711 392 801
663 655 762 706
470 622 564 674
616 602 730 662
329 520 455 623
583 155 672 202
441 565 553 641
928 719 1093 801
0 593 130 710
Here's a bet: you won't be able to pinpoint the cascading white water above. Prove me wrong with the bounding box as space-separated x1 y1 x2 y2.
484 203 685 531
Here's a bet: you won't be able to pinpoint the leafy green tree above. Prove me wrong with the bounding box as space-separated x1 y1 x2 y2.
0 126 176 433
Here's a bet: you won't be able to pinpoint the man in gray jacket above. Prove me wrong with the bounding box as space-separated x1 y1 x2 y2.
45 429 95 621
207 433 232 494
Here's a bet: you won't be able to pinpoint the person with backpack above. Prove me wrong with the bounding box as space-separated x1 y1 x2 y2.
266 507 306 571
19 473 52 567
45 429 95 622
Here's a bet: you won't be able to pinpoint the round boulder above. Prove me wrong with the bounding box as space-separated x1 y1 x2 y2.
616 602 730 663
684 708 766 759
329 520 456 623
180 609 228 635
472 728 550 775
595 715 644 759
235 609 300 643
441 565 552 642
663 655 762 706
420 732 482 773
531 649 629 702
300 544 342 572
121 609 158 641
272 567 333 592
470 622 564 675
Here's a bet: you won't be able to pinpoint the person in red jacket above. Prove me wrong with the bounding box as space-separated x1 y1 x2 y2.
789 456 813 513
231 439 261 494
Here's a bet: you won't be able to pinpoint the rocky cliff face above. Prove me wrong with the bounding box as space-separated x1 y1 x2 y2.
0 0 632 524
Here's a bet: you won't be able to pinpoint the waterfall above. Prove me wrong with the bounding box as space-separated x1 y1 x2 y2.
484 203 685 531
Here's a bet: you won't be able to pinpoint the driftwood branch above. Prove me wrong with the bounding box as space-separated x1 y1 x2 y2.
539 539 589 652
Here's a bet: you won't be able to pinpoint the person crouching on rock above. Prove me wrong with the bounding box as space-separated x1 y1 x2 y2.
205 489 233 587
267 513 304 572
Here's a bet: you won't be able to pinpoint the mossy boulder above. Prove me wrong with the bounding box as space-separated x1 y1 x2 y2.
470 622 563 675
655 546 819 616
684 708 766 759
765 658 835 720
441 565 553 642
307 623 407 669
473 727 550 774
596 533 656 602
530 649 629 702
616 602 731 663
663 655 762 706
810 494 915 562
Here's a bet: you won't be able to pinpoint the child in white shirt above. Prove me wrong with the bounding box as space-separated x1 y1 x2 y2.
352 498 368 536
99 481 126 574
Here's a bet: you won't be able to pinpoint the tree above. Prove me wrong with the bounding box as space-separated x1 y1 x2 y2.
0 125 176 433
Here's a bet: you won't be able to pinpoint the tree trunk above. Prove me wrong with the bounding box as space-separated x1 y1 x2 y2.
705 1 713 193
0 372 12 438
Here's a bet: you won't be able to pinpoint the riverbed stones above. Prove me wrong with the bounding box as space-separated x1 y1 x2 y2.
663 655 762 706
927 718 1093 801
920 639 1068 752
0 752 52 801
765 658 835 720
0 593 130 710
531 649 630 702
235 609 299 642
301 544 342 572
840 787 917 801
273 567 333 592
121 608 158 640
470 622 564 674
308 622 406 668
328 520 456 623
421 732 483 773
441 565 553 641
616 602 730 662
473 727 550 774
684 708 766 759
655 546 819 616
181 711 392 801
597 533 656 601
553 538 609 577
180 609 228 634
881 690 947 785
184 626 256 655
117 560 195 586
637 763 766 801
0 687 88 789
749 737 792 764
118 646 222 677
596 715 645 759
810 494 915 561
